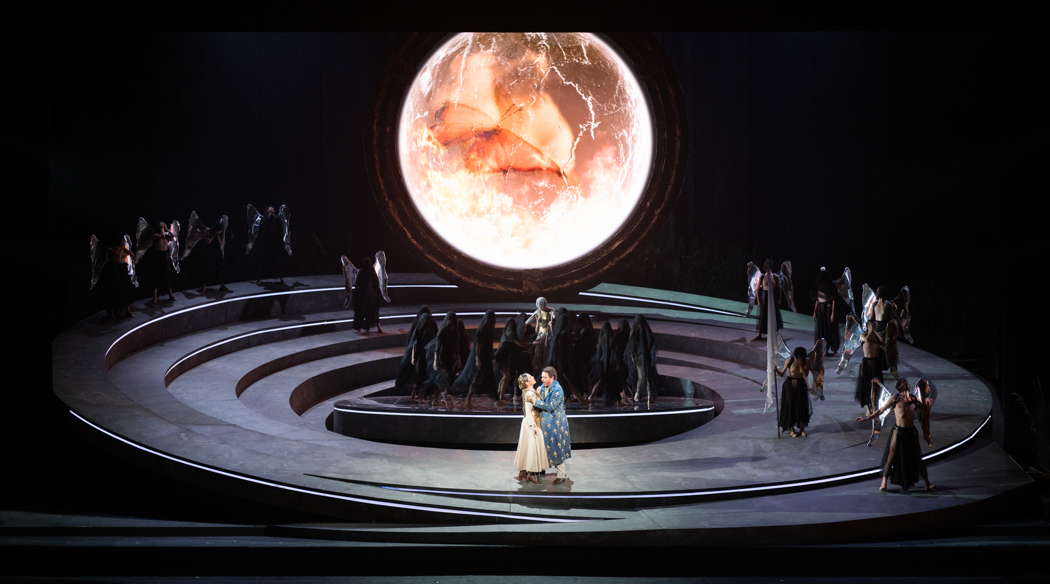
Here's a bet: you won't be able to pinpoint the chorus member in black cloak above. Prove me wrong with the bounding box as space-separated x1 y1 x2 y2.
626 315 659 407
397 307 437 398
452 310 498 408
857 322 886 445
351 254 383 334
135 219 180 305
546 307 586 403
776 346 813 437
587 321 618 405
494 317 531 402
245 204 292 284
812 267 840 355
857 379 935 492
571 314 598 400
524 297 555 373
611 318 632 404
753 259 783 341
421 312 461 406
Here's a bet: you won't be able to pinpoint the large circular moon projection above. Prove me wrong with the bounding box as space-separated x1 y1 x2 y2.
398 33 654 270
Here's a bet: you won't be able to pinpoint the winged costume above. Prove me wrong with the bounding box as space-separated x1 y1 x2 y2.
245 204 292 282
134 218 180 299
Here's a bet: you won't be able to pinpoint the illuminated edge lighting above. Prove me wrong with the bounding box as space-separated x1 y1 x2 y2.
68 409 579 524
375 414 992 500
578 292 741 317
164 312 526 376
107 285 457 358
333 406 715 419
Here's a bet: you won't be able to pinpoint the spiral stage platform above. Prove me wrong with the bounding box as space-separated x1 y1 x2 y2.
50 273 1034 544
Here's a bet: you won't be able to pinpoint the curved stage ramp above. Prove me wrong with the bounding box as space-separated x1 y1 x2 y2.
51 274 1032 544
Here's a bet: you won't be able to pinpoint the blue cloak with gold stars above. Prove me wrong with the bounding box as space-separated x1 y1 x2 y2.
533 380 571 466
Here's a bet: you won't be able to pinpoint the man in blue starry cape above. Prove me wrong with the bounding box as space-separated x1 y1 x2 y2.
533 365 571 483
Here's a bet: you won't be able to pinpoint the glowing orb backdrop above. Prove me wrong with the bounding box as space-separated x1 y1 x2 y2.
369 33 685 294
397 33 653 269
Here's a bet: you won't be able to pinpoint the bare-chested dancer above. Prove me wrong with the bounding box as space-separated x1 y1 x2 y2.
858 323 885 446
857 379 935 492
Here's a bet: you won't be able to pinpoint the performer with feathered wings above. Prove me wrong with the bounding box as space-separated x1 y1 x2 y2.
245 204 292 284
134 218 180 304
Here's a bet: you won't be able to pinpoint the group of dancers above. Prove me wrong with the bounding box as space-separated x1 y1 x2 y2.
393 298 661 411
754 260 934 492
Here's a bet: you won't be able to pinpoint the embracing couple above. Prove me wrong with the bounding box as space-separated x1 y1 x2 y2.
513 366 571 484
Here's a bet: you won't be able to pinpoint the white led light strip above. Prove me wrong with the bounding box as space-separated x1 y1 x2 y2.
69 409 579 523
333 406 715 419
107 284 458 359
164 312 526 377
578 291 742 317
376 414 992 500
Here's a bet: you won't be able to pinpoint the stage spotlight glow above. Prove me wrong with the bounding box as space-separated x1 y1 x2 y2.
398 33 653 269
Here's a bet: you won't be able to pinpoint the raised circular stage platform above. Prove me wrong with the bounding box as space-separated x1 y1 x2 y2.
51 273 1033 544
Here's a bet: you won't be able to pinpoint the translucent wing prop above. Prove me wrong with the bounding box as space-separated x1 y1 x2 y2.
182 211 207 260
168 220 181 275
895 285 914 344
245 204 262 255
807 338 826 399
133 217 152 264
873 380 896 426
89 234 106 290
834 267 856 317
745 261 761 316
860 283 876 331
776 336 792 362
778 260 797 312
122 234 139 288
215 214 229 259
836 318 864 374
277 204 292 256
340 255 359 310
373 250 390 303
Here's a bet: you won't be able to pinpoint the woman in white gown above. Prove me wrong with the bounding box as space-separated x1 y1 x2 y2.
513 373 549 483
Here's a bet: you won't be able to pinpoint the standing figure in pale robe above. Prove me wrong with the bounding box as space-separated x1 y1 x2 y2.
533 366 572 483
513 373 549 484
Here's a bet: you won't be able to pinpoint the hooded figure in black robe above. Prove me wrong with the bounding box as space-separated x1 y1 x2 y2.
494 317 530 402
351 255 383 333
611 318 632 403
571 313 598 399
587 321 618 405
626 314 659 406
452 309 498 407
546 307 586 403
398 306 437 398
421 311 461 405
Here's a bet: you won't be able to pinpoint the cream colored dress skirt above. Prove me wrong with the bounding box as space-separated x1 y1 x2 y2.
513 394 549 473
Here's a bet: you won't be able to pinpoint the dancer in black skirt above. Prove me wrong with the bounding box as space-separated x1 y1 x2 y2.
857 379 935 492
856 322 886 445
776 346 813 437
812 267 839 355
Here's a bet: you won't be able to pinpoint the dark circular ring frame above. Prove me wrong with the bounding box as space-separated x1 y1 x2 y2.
367 32 686 296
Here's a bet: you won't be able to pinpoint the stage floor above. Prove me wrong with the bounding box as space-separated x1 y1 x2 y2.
51 274 1032 542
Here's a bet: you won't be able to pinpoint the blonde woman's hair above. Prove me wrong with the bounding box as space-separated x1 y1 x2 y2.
517 373 533 390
